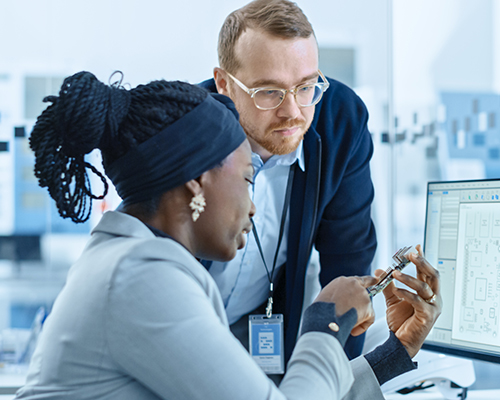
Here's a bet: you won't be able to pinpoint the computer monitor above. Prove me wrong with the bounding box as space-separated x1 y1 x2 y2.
423 178 500 364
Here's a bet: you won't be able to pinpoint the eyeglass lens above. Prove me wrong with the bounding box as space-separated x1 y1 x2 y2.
253 84 323 109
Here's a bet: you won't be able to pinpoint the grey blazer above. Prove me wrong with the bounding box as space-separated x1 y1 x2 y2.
15 211 383 400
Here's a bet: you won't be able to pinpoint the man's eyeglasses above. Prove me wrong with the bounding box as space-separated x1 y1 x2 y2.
225 70 330 111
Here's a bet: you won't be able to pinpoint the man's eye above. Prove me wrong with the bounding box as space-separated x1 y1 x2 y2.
299 85 314 92
262 90 280 97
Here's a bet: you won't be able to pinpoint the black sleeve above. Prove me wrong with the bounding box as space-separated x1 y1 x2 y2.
300 301 357 347
364 331 418 385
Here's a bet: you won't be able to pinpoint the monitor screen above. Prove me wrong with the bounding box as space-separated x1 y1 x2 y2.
422 179 500 364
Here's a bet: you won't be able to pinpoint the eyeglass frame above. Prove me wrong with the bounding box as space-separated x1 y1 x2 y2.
224 70 330 111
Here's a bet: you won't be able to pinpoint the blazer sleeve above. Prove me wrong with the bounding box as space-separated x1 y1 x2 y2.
342 357 385 400
105 257 356 400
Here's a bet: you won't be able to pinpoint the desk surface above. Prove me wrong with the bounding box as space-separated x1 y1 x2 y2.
0 369 27 396
2 368 500 400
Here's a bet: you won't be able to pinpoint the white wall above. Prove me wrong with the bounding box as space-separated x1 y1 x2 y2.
0 0 388 88
0 0 392 263
393 0 496 127
494 0 500 92
0 0 240 85
3 0 498 262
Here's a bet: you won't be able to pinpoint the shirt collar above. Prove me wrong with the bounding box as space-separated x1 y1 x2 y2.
251 141 305 173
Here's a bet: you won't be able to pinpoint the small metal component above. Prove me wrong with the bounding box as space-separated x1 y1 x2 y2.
266 282 274 318
266 296 273 318
367 245 417 298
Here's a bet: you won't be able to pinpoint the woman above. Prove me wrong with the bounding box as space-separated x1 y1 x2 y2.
15 71 438 400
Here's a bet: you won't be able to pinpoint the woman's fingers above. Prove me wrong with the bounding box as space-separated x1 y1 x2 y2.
356 275 379 288
392 270 436 303
315 276 375 335
408 251 440 293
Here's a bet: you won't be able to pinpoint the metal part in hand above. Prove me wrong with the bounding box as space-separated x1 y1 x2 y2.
367 245 417 298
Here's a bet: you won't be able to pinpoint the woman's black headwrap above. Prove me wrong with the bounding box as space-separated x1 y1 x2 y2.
106 93 247 204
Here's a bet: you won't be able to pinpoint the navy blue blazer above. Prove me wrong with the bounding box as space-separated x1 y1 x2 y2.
199 77 377 363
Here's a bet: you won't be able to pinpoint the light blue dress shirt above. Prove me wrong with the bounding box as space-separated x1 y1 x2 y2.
209 142 305 324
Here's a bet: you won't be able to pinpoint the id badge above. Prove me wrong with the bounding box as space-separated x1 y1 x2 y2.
248 314 285 374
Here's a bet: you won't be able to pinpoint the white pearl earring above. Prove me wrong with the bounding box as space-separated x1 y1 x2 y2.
189 193 206 222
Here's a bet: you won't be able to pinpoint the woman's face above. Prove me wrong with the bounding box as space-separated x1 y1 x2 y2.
194 139 256 261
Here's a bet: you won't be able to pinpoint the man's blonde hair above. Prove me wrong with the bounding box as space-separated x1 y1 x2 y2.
218 0 315 73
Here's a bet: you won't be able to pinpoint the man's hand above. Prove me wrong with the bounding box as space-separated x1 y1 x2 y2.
315 275 378 336
380 244 442 358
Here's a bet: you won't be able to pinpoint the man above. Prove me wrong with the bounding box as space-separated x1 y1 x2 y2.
200 0 376 363
196 4 443 398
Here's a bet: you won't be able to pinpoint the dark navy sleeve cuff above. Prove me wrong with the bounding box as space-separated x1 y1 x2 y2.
364 331 418 385
300 302 357 347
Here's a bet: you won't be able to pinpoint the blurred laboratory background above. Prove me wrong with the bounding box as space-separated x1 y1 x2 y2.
1 0 500 391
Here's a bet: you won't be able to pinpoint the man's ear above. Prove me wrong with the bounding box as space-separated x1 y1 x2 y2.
214 67 230 97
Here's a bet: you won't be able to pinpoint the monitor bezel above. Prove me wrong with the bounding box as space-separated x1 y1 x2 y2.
422 178 500 365
422 342 500 364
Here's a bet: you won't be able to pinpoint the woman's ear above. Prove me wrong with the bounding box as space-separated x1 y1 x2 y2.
185 178 202 198
185 170 213 199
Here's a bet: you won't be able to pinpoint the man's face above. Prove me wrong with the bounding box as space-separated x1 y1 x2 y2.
216 29 319 160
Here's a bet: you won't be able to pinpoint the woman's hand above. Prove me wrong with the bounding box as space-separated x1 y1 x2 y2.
381 244 442 358
315 275 378 336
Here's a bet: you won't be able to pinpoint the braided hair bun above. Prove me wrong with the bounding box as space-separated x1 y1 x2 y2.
30 71 208 223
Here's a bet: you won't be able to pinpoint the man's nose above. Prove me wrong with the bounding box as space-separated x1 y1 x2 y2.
276 92 301 119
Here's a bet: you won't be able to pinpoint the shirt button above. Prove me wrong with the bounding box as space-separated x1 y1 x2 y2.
328 322 340 332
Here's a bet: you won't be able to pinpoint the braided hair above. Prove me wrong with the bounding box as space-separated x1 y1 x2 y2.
30 71 208 223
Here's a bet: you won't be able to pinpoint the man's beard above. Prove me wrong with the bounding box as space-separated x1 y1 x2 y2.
247 118 309 156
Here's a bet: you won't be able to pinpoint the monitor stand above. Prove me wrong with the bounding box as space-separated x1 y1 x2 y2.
381 349 476 399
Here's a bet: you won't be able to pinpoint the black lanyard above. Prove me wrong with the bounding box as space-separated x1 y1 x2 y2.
251 162 296 318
